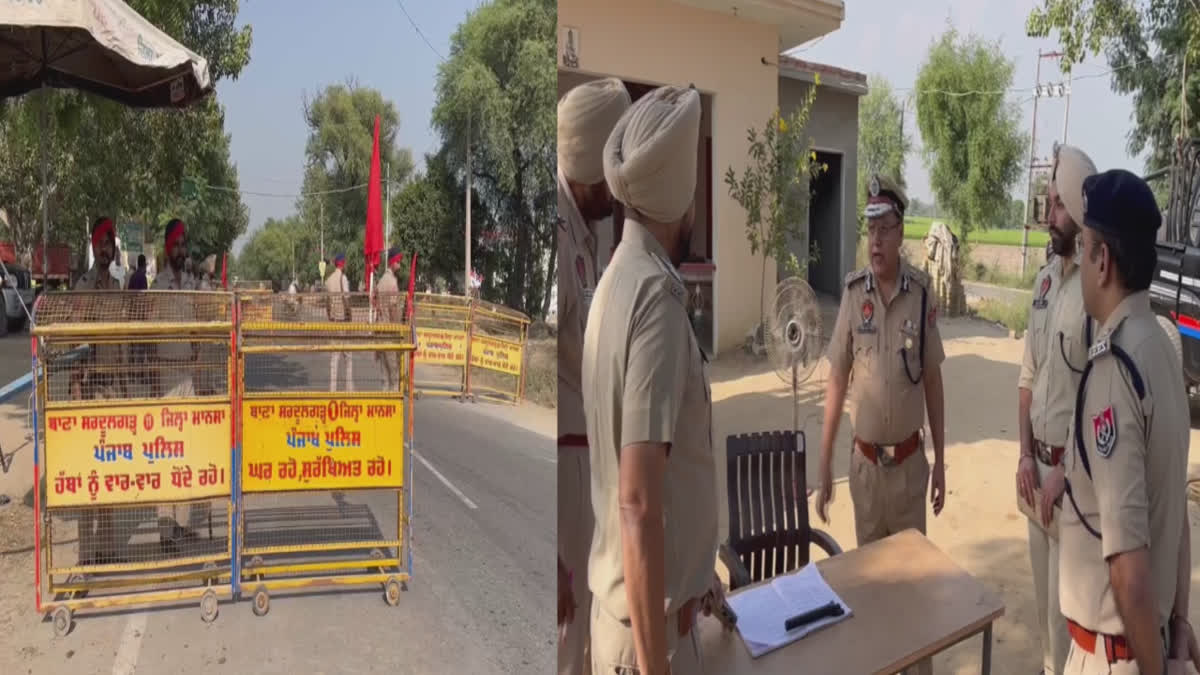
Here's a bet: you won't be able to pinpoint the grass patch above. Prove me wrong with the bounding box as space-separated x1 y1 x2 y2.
522 336 555 408
903 216 1049 248
964 262 1039 290
974 298 1028 334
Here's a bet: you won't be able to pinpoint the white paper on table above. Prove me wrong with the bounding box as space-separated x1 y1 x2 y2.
726 563 853 658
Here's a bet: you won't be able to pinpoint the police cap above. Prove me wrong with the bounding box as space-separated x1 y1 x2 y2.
1081 169 1161 249
863 174 908 219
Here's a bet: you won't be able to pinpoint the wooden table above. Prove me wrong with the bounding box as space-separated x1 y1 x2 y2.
700 529 1005 675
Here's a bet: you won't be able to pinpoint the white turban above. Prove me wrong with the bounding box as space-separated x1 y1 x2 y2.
558 78 631 185
1052 144 1097 227
603 86 701 224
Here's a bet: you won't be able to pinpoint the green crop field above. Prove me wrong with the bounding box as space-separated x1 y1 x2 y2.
902 216 1048 248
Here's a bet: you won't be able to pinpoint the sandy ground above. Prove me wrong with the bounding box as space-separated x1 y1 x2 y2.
710 314 1200 673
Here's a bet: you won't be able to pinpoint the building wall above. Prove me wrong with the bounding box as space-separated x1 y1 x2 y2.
779 77 860 295
558 0 781 355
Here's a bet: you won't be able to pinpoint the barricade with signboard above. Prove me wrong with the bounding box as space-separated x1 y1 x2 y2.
235 291 415 617
410 292 472 399
464 299 529 404
32 290 236 635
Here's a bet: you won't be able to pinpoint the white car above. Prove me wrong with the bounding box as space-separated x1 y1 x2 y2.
1 264 33 335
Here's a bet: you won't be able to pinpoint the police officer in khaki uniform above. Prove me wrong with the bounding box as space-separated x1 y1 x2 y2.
72 217 125 564
1016 144 1097 675
557 76 631 675
1059 169 1200 675
582 85 723 675
375 247 405 391
817 174 946 675
325 253 354 391
149 218 212 547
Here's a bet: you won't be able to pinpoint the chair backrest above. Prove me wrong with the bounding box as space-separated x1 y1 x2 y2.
726 430 810 585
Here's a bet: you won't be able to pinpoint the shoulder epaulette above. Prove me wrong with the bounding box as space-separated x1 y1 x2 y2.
844 268 869 287
649 252 686 306
904 266 930 289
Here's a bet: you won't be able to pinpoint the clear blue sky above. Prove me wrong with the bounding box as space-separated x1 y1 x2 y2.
219 0 483 253
789 0 1147 206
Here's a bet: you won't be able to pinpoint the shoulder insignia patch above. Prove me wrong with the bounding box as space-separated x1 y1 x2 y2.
1092 406 1117 458
649 252 684 285
1088 336 1110 361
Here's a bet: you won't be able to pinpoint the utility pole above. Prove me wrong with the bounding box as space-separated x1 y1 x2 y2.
1022 50 1067 276
320 200 325 262
465 111 472 296
385 161 391 244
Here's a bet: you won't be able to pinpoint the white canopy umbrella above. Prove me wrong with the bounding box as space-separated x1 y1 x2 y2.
0 0 214 279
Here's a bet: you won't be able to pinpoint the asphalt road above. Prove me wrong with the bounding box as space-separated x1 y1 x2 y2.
0 354 556 674
0 333 31 389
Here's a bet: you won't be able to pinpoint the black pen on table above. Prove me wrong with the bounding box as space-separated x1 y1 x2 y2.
784 600 844 631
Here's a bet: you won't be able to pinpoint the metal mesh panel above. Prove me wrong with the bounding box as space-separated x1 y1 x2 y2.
411 293 471 396
39 338 230 403
35 290 233 327
46 497 230 572
240 489 403 564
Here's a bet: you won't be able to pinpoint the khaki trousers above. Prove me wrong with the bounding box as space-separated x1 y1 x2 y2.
1030 457 1069 675
80 385 120 563
330 351 355 392
848 440 932 675
1063 639 1140 675
157 374 210 541
559 446 593 675
590 602 703 675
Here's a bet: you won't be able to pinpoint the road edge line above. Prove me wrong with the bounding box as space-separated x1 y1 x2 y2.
413 449 478 510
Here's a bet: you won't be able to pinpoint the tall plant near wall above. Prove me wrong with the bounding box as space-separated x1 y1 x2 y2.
725 75 826 348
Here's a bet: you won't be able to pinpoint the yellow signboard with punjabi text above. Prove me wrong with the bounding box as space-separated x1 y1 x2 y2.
470 334 522 376
414 328 469 367
241 398 405 492
44 404 232 507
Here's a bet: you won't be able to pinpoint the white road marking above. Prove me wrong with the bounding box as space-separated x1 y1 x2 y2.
414 449 477 510
111 612 147 675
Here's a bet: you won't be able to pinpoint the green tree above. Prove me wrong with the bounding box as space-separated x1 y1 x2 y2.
725 78 825 333
1026 1 1199 172
235 216 304 286
431 0 555 317
915 28 1027 245
294 82 415 288
1011 199 1027 229
857 75 912 233
0 0 252 273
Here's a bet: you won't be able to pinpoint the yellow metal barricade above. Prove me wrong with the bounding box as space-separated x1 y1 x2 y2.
33 290 236 635
235 291 414 615
410 292 471 399
465 299 530 404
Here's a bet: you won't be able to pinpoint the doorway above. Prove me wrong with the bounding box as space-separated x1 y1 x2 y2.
807 151 843 296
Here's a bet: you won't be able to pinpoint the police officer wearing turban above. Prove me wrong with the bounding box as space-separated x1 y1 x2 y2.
557 76 631 675
816 174 946 675
582 85 724 675
1059 169 1200 674
1016 144 1097 675
325 252 354 391
375 246 405 391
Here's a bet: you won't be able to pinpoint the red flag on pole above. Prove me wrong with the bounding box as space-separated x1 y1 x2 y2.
364 114 385 293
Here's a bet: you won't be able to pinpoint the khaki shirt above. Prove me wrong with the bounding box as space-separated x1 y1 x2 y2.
582 218 717 622
325 268 351 321
1060 291 1189 634
558 168 600 441
150 267 206 362
827 264 946 444
73 267 124 375
376 268 402 322
1020 254 1089 447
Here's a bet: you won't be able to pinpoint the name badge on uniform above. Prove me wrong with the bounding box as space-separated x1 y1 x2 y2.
1032 276 1051 309
581 287 594 313
856 300 877 334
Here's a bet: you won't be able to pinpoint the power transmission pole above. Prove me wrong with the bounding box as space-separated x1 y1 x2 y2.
320 200 325 263
1022 50 1067 276
465 111 472 296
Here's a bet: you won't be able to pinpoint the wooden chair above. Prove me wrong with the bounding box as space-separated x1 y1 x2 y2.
718 431 842 591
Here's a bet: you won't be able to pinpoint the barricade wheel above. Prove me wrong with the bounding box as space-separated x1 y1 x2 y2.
252 586 270 617
52 607 72 637
384 577 402 607
200 589 219 623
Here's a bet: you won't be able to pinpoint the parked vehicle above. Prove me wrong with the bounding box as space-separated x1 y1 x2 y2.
0 262 33 335
1149 139 1200 391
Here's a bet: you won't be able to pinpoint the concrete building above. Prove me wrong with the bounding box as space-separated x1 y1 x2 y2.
557 0 857 356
